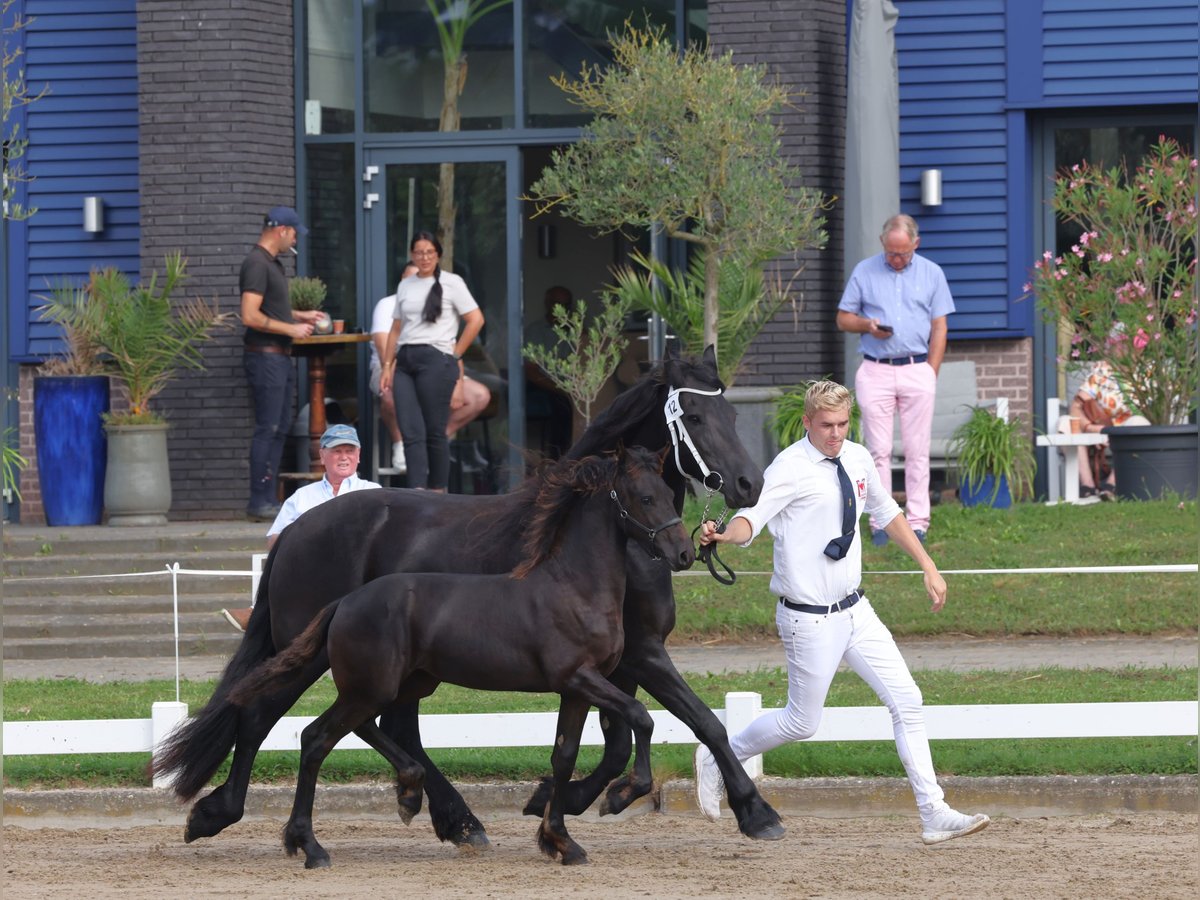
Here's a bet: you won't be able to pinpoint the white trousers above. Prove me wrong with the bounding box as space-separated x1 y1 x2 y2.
729 596 947 816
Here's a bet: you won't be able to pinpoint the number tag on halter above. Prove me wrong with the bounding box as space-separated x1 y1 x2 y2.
663 392 684 424
663 385 725 489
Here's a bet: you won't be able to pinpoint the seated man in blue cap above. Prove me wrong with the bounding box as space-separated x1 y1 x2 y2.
222 423 380 632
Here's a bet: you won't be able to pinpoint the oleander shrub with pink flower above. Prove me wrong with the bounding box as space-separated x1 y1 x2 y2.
1027 137 1198 425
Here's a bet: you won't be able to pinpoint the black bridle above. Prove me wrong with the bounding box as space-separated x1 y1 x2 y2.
609 489 683 561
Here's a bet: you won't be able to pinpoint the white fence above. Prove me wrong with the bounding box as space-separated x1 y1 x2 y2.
6 696 1196 788
5 560 1196 788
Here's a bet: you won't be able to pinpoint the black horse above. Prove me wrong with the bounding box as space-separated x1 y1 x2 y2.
228 447 695 868
153 346 785 845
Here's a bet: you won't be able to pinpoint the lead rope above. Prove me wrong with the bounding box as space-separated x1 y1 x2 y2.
665 384 738 586
692 486 736 585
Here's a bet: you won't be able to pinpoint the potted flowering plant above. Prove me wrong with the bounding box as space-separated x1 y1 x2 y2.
1026 136 1198 499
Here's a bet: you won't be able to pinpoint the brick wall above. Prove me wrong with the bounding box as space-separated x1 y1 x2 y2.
945 338 1034 435
708 0 846 387
137 0 296 520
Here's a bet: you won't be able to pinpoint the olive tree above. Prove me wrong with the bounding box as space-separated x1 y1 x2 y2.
526 24 828 365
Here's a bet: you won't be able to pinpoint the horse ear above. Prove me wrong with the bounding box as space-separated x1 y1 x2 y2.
701 344 718 371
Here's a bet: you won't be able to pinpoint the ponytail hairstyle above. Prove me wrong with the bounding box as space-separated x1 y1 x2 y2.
411 231 444 324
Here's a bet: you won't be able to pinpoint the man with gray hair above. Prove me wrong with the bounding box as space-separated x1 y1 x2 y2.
836 213 954 545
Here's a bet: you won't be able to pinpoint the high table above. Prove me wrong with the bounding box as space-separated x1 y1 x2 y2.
293 333 371 473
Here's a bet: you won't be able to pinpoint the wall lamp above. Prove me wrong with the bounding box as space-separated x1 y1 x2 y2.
920 169 943 207
83 196 105 233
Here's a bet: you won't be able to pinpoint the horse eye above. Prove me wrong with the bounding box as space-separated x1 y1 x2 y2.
687 414 702 425
641 495 654 505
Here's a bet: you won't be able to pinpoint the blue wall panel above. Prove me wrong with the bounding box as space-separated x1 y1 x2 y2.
896 0 1012 339
15 0 139 361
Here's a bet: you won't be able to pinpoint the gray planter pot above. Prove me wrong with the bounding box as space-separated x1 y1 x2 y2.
725 385 784 474
104 422 172 525
1103 423 1198 501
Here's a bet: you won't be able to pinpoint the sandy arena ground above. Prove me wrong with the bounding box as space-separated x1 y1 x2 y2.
4 811 1196 899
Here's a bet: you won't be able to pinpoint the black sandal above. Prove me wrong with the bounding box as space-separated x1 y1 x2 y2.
1080 485 1098 498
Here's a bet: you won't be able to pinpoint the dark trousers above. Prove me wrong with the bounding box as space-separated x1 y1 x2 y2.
392 343 457 489
244 350 296 508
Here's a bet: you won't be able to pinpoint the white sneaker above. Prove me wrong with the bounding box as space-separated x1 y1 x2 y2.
921 807 990 845
692 744 724 822
391 442 407 471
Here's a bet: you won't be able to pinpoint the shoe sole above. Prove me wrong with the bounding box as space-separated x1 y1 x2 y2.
921 815 990 845
692 745 722 823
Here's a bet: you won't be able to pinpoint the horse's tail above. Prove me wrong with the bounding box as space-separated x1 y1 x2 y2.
226 599 341 709
149 545 282 800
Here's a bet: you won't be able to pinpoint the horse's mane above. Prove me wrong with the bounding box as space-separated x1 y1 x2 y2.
565 352 722 461
512 446 660 579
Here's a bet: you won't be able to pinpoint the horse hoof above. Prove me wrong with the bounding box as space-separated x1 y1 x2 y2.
561 848 589 866
745 821 786 842
451 828 492 853
304 853 331 869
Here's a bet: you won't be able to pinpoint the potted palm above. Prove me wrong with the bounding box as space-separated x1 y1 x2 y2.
92 252 231 524
947 406 1036 508
1027 137 1198 499
34 278 112 525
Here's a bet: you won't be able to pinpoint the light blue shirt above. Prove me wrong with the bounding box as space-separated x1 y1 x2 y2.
267 474 381 538
733 436 901 606
838 252 955 358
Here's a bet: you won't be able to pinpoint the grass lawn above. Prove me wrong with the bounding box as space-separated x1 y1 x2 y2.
3 497 1196 790
671 496 1198 640
4 667 1195 788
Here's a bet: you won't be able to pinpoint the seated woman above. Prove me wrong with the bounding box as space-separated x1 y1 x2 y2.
1069 361 1149 498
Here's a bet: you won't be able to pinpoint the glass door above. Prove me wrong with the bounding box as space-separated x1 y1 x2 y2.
364 148 522 491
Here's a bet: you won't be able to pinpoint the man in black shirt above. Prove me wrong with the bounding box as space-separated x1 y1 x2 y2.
240 206 322 520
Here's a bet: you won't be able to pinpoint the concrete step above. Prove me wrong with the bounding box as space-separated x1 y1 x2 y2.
4 630 242 661
1 521 266 663
3 608 251 640
2 523 264 559
3 571 254 598
3 548 257 578
2 592 249 617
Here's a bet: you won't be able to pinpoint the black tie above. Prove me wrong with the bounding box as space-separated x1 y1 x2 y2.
824 456 855 561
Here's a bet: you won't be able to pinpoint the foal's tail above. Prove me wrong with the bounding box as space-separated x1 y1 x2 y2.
226 599 341 709
150 545 283 800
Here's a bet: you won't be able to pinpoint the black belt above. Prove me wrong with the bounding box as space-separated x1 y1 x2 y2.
779 590 862 615
864 353 927 366
244 343 292 356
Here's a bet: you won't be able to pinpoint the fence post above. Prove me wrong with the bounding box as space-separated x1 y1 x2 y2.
151 701 188 789
724 691 763 779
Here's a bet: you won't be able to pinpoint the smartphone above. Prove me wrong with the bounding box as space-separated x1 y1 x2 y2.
876 324 894 335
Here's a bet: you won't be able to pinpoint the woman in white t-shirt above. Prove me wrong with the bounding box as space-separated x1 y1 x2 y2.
380 232 485 490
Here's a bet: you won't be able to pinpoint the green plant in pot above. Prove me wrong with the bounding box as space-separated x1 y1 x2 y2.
947 406 1035 508
289 276 331 333
92 252 231 524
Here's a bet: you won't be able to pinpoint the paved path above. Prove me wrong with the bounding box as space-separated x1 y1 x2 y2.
2 634 1194 682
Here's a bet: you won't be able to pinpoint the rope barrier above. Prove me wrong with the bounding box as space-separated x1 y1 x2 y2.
675 563 1197 576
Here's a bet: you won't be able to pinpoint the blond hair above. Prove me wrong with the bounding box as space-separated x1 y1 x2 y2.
804 380 853 415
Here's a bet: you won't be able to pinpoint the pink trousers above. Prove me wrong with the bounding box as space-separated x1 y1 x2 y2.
854 359 937 531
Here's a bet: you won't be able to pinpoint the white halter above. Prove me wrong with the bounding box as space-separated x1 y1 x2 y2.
663 385 726 494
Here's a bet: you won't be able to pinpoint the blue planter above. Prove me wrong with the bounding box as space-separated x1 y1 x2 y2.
960 474 1012 508
33 376 110 526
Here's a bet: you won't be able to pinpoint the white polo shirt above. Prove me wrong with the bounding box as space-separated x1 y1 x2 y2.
267 474 381 539
734 435 901 606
